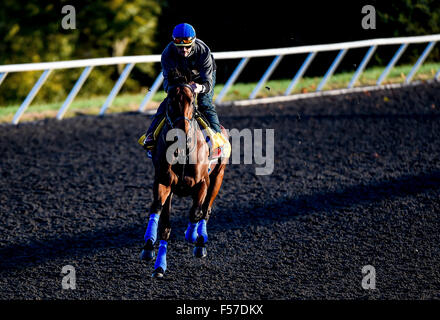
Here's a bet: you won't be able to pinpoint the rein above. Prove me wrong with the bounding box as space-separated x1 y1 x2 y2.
165 84 196 129
163 84 198 175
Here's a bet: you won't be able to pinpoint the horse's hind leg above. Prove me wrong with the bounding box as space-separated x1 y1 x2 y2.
152 193 173 278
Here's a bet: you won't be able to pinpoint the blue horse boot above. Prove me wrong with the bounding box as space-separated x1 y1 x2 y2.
193 219 208 258
140 239 155 261
152 240 168 278
185 221 199 243
140 213 160 261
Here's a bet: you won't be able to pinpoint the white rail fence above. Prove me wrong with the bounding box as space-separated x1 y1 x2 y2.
0 34 439 125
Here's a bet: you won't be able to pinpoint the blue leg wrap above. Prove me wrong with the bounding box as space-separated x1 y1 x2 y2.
144 213 160 244
185 221 199 243
197 219 208 243
154 240 167 271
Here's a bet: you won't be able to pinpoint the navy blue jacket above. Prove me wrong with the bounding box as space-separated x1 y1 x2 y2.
161 39 217 94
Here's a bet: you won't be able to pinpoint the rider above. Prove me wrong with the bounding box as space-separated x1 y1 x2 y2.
140 23 229 158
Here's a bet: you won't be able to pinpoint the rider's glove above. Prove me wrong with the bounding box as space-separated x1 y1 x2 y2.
190 83 204 93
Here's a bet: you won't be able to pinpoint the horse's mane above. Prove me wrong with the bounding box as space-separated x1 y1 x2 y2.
168 67 193 106
172 87 192 106
168 67 192 87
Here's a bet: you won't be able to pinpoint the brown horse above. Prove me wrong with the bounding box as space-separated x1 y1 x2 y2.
140 69 229 278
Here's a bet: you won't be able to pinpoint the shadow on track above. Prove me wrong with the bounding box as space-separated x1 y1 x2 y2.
1 170 439 272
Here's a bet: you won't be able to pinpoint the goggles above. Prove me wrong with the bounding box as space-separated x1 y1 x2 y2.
173 37 195 46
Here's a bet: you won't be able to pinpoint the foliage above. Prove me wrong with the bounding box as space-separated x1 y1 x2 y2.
0 0 162 105
1 0 439 106
377 0 440 63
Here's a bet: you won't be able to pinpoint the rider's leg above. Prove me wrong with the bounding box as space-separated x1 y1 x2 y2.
197 71 221 133
140 97 168 149
197 72 230 154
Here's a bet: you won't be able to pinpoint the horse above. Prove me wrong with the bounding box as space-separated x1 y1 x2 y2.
140 68 230 278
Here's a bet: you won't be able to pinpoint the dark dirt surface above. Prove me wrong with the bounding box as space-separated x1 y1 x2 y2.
0 82 439 300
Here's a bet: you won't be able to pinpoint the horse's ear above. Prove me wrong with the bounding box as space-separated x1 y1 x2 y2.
168 67 192 84
169 68 179 81
184 68 192 83
168 68 180 87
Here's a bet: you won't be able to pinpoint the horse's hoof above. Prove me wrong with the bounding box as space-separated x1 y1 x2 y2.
193 246 207 258
140 240 155 261
140 249 155 261
152 267 165 278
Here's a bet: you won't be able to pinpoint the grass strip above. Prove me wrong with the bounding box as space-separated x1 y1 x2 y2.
1 62 439 123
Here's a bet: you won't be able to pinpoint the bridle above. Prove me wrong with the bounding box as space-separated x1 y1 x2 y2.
163 83 198 175
165 84 196 130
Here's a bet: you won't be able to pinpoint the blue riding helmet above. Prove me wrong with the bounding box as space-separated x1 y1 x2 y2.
172 23 196 46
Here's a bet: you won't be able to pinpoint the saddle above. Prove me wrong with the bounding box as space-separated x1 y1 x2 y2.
138 111 229 160
194 111 230 161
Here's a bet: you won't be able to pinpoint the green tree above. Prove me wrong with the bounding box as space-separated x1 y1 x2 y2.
0 0 162 105
377 0 440 63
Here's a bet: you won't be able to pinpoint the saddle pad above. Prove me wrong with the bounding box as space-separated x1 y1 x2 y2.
197 120 225 160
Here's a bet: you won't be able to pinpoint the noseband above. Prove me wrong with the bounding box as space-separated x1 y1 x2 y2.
164 84 198 161
165 84 196 129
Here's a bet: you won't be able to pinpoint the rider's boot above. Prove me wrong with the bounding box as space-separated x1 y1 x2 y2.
138 132 155 158
138 116 167 159
194 112 230 159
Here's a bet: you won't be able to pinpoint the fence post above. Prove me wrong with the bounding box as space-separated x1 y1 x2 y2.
285 52 316 95
215 57 249 104
0 72 7 87
249 55 283 99
99 63 135 116
317 49 347 91
348 45 377 88
436 67 440 81
138 72 164 112
12 69 52 125
377 43 408 85
57 66 94 120
405 41 436 84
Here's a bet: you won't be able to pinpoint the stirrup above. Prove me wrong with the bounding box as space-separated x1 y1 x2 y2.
139 133 155 159
209 147 222 160
208 132 231 159
206 135 220 160
138 133 154 147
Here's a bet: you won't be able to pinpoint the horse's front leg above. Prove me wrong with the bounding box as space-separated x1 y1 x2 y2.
185 180 209 258
152 192 173 278
140 181 172 262
193 164 226 257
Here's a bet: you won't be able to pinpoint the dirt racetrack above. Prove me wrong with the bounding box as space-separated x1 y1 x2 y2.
0 82 439 300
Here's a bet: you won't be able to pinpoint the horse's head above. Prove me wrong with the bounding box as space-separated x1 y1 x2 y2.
168 67 192 87
166 68 195 135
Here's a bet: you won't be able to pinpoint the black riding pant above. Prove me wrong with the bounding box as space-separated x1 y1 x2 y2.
146 71 221 135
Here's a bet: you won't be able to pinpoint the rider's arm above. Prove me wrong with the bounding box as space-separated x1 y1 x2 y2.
197 52 214 94
161 43 174 92
162 59 170 93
